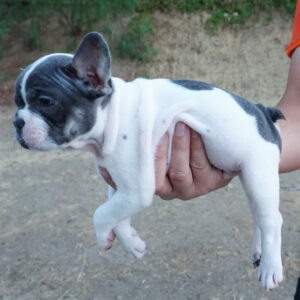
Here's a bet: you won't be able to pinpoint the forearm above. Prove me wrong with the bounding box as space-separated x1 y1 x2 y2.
277 47 300 173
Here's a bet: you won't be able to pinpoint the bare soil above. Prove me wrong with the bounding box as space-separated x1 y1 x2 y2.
0 12 299 300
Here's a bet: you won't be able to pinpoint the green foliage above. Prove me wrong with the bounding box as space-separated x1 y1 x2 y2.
0 0 49 54
198 0 297 33
118 15 158 62
137 0 174 13
0 0 138 57
274 0 297 15
0 0 297 61
53 0 138 35
0 5 11 58
140 0 297 33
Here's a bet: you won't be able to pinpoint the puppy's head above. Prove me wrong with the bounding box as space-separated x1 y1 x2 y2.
14 32 112 151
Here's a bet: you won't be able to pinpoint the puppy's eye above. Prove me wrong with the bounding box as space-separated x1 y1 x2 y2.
38 97 55 106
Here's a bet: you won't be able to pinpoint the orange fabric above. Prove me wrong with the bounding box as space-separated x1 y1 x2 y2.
287 1 300 58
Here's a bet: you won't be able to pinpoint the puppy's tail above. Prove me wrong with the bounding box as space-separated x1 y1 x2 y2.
256 104 286 123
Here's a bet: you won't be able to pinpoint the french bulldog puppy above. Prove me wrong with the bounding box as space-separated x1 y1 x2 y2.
14 32 285 290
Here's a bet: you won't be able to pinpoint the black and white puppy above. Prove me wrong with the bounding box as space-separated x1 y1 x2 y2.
14 32 285 290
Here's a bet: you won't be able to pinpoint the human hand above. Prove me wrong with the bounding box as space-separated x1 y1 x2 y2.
155 122 231 200
99 122 231 200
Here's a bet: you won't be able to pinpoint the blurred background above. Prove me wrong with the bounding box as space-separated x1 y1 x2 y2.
0 1 299 299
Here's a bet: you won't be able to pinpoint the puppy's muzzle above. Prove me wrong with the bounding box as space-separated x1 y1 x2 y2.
14 115 25 130
14 114 29 149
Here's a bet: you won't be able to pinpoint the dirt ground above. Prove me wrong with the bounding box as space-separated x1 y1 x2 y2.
1 12 300 300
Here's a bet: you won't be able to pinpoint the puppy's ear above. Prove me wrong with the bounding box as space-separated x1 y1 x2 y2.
72 32 112 94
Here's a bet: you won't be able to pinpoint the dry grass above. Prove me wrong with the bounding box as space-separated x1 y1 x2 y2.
138 11 292 106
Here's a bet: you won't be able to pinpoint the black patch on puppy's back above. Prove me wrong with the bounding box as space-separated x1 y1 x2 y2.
229 93 284 151
171 79 213 91
171 78 284 151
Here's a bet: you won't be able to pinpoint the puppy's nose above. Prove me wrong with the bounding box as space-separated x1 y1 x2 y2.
14 116 25 130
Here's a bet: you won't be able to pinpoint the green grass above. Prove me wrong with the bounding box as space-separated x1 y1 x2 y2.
138 0 297 33
118 15 158 62
0 0 138 57
0 0 297 61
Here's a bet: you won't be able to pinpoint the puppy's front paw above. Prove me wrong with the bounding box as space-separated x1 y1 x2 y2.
257 258 283 290
115 225 146 259
96 230 116 250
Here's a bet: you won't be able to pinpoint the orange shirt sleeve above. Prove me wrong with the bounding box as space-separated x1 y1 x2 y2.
287 1 300 58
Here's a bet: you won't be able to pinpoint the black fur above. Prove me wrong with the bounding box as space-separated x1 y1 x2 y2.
232 95 284 151
171 79 213 91
15 54 112 146
171 79 284 150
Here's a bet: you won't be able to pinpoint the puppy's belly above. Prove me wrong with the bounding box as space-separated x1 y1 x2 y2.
201 135 243 172
166 124 243 172
158 107 252 173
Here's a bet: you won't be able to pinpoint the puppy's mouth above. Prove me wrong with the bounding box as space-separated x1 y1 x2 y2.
15 130 58 151
15 131 29 149
20 139 29 149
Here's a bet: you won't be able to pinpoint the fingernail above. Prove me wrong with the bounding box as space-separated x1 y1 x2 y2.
175 122 186 136
159 134 168 144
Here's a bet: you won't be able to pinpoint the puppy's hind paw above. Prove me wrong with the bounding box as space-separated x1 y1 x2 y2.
124 233 146 259
257 261 283 290
115 225 146 259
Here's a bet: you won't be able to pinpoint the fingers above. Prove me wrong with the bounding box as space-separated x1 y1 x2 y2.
155 125 232 201
154 133 173 198
213 169 232 190
167 123 193 198
99 121 231 201
190 130 210 174
99 167 117 190
155 122 194 200
190 129 231 194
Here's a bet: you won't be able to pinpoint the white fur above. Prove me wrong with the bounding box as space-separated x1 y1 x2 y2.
24 75 283 290
19 53 73 151
17 108 57 151
70 77 283 290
